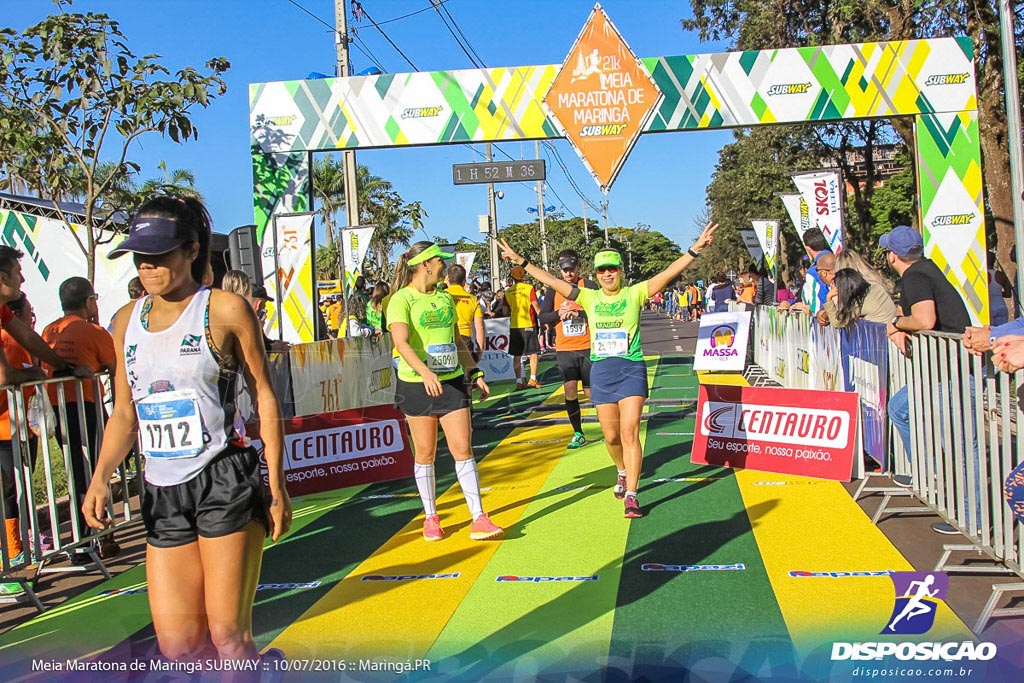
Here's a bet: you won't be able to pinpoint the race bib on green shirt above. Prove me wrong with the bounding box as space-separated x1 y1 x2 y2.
575 283 649 362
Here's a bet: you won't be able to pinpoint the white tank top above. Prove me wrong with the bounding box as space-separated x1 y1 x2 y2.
125 288 242 486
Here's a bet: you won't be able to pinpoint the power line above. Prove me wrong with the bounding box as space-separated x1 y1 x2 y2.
375 0 454 27
357 5 420 71
286 0 335 32
436 1 487 67
429 0 484 68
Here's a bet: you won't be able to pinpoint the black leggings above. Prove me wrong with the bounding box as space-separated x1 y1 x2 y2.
54 402 101 534
0 436 39 521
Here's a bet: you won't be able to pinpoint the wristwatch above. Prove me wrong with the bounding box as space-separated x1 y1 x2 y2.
890 315 900 329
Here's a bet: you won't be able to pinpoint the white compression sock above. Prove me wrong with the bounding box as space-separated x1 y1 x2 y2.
454 459 484 519
414 463 437 516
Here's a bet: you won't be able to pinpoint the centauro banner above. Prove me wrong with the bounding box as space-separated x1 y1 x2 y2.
265 212 316 343
341 225 375 290
778 193 810 239
692 384 859 481
791 170 845 254
751 219 779 279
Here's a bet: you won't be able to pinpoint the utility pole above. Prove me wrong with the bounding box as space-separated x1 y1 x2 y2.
535 141 549 270
600 200 609 246
1000 0 1024 310
582 200 590 241
486 143 501 291
335 0 360 299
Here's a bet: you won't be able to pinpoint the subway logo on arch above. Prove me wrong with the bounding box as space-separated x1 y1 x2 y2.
700 401 850 449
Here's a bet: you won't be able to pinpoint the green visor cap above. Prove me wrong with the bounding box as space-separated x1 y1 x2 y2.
408 243 455 266
593 250 623 268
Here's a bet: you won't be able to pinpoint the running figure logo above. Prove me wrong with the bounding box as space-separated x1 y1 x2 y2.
882 571 949 635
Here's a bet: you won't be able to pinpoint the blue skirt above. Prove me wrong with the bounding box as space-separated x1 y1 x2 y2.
590 357 649 405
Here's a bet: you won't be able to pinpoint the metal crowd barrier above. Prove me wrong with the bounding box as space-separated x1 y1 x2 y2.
1 372 142 611
751 308 1024 631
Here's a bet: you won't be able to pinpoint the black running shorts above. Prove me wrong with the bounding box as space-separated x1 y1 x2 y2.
142 445 270 548
395 375 471 417
508 327 540 357
556 349 592 387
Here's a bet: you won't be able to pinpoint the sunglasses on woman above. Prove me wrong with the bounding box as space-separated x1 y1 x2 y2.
596 266 619 274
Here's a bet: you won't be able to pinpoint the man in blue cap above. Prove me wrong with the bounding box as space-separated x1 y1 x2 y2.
881 224 974 535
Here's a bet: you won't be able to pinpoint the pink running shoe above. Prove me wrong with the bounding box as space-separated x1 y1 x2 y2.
624 495 644 519
423 515 444 541
469 513 504 541
613 474 627 499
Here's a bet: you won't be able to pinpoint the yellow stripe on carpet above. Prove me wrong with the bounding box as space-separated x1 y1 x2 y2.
699 371 973 655
266 394 574 661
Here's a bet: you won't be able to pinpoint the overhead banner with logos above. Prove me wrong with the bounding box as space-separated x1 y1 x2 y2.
693 311 751 372
341 225 375 290
738 229 764 263
778 193 810 239
266 212 316 343
479 317 516 382
791 170 845 254
751 219 779 278
692 384 859 481
542 5 662 192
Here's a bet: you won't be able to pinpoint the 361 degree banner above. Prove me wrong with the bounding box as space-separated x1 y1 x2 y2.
692 384 859 481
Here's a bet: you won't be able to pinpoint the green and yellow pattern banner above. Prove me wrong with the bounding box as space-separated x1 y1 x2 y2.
251 34 986 323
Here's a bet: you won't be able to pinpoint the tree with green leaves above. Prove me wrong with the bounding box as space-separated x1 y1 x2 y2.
0 7 228 279
699 126 828 283
683 0 1023 279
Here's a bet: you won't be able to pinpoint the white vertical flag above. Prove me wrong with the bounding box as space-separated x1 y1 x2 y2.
268 212 316 343
341 225 376 288
455 251 476 275
738 229 764 263
750 219 779 278
778 193 810 239
791 169 845 253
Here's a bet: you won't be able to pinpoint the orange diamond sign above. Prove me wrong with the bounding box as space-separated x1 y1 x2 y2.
544 4 662 192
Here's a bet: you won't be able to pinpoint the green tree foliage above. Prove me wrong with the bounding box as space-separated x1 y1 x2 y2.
869 151 917 237
683 0 1022 276
0 7 228 279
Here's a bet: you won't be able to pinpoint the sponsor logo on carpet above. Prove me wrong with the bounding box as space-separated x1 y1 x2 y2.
641 563 745 572
789 570 895 578
361 573 460 582
496 574 598 583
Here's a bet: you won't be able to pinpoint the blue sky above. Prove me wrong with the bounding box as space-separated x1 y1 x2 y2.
8 0 733 249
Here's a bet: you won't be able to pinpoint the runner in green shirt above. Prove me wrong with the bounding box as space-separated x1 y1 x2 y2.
386 241 503 542
497 221 718 518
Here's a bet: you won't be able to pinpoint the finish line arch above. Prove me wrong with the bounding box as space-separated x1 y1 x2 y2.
250 32 985 342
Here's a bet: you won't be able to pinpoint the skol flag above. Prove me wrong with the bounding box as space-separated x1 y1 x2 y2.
455 251 476 275
791 170 845 253
341 225 375 288
778 192 810 239
751 219 779 279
